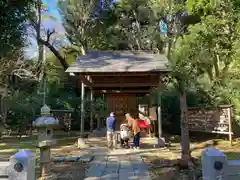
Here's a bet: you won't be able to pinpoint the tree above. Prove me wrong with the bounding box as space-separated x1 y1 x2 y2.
29 0 102 70
29 0 69 70
170 35 200 165
0 0 34 57
99 0 166 51
185 0 240 104
59 0 101 55
167 0 240 166
0 0 40 130
0 0 37 87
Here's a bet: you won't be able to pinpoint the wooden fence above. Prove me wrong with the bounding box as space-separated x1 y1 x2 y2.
51 109 74 132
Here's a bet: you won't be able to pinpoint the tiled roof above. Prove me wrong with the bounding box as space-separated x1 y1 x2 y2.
66 51 170 73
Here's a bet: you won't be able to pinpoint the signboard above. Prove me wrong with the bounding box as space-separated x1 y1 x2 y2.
187 105 233 144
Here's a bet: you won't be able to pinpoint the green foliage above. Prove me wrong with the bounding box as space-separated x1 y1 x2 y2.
161 84 212 134
0 0 37 88
180 0 239 105
58 0 101 54
107 0 164 51
5 91 42 130
3 0 240 135
159 0 240 139
0 0 34 57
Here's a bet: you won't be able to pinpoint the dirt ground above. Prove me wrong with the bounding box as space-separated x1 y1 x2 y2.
140 133 240 180
37 162 88 180
35 144 90 180
0 133 90 180
1 132 240 180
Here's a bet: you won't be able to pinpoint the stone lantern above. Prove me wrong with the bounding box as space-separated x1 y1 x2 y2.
32 104 59 179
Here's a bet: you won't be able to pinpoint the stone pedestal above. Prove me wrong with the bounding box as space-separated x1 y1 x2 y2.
202 148 228 180
39 147 51 177
9 149 36 180
77 138 89 148
153 137 166 148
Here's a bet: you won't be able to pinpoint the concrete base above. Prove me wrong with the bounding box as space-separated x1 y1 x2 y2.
77 138 89 148
153 137 166 148
39 174 57 180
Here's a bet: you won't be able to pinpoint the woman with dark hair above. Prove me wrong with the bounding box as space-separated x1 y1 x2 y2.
125 113 141 150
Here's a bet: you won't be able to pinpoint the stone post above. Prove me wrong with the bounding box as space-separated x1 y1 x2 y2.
80 81 85 134
39 146 51 177
201 148 228 180
8 149 36 180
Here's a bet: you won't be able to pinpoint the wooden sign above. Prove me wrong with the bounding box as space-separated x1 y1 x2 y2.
138 104 149 120
187 105 233 144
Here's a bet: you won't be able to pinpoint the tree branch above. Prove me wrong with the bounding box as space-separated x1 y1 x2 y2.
46 29 56 42
38 38 69 70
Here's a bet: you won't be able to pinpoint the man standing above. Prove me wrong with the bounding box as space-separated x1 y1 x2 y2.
106 112 117 149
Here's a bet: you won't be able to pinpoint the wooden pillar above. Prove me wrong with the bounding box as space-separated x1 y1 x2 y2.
80 81 85 134
90 89 94 131
228 106 233 146
157 91 162 137
148 95 151 137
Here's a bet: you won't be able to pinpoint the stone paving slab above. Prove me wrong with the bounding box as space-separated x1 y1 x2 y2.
84 149 151 180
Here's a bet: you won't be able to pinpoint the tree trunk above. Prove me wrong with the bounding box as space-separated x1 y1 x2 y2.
179 81 190 167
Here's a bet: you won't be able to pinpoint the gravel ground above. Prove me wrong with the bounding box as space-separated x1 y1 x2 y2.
149 167 202 180
48 161 89 180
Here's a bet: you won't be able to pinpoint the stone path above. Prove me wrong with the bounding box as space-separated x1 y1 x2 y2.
84 149 151 180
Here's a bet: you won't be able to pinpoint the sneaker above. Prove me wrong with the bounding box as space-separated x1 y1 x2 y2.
133 147 140 151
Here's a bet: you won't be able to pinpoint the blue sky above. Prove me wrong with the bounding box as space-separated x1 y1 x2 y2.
42 0 64 32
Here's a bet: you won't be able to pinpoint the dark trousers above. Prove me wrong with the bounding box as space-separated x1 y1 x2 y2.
133 132 140 147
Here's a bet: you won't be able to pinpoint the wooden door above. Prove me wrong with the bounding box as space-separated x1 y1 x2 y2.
107 94 137 130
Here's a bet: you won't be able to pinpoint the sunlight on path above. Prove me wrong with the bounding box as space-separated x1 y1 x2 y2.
84 149 151 180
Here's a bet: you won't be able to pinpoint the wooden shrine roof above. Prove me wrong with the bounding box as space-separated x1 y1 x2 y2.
66 51 170 73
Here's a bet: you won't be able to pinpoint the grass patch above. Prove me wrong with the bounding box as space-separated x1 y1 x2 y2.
0 135 78 160
0 142 37 153
190 139 240 160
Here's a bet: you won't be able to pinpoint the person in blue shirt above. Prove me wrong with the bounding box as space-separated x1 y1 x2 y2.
106 112 117 149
